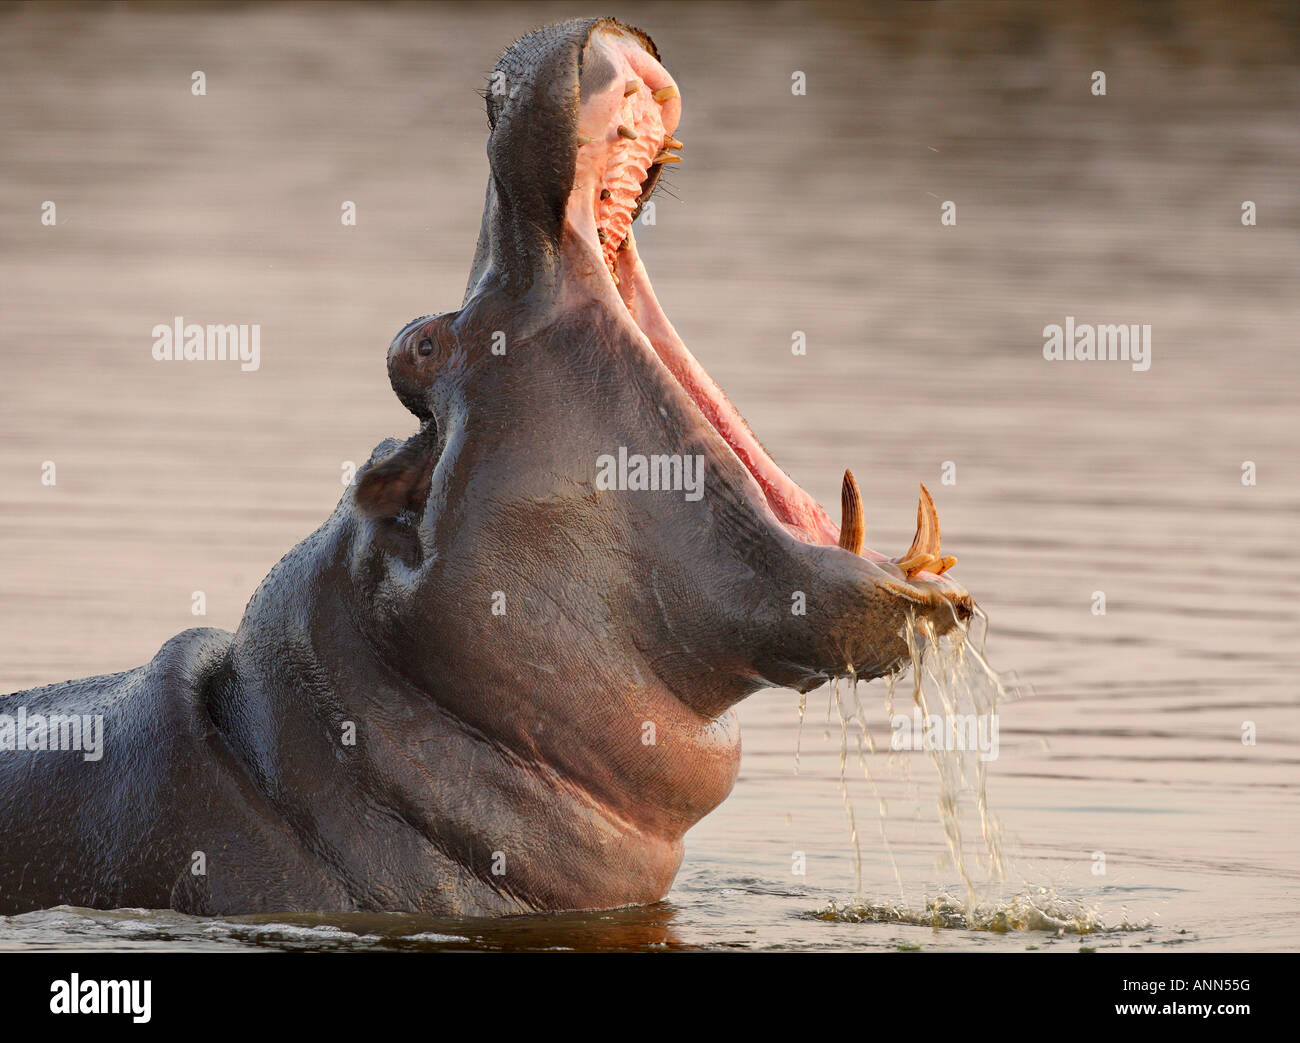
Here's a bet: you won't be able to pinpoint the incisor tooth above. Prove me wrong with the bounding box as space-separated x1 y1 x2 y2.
899 483 941 564
652 151 682 164
894 484 955 578
664 136 684 150
897 552 940 577
625 79 640 96
838 469 864 555
652 85 679 103
576 134 594 146
617 124 638 140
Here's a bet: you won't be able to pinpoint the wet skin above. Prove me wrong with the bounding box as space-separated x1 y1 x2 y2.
0 18 969 916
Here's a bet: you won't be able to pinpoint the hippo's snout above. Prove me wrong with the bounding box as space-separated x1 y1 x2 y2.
770 503 972 695
842 476 972 645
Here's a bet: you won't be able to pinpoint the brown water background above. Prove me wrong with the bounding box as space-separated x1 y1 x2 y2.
1 0 1297 951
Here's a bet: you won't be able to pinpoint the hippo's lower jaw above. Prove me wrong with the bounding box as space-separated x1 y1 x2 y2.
556 24 973 673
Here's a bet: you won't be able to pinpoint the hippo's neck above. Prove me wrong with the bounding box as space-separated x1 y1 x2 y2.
205 500 741 916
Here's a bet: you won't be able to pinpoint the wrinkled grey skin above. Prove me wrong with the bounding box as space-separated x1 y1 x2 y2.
0 18 968 916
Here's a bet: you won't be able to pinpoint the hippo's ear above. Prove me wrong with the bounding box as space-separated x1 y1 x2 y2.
355 429 438 522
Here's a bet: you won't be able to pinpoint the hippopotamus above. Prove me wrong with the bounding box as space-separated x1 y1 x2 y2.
0 17 969 917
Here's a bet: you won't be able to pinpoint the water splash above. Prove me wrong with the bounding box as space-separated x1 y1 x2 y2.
812 888 1150 935
797 603 1156 937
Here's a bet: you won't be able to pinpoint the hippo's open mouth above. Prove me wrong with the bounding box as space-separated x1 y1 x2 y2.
563 28 968 615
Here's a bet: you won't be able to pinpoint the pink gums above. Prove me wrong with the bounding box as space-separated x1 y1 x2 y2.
595 88 663 271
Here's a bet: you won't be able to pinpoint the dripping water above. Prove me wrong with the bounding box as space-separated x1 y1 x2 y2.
803 603 1143 934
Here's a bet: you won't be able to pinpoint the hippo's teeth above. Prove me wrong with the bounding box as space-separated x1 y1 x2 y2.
577 133 595 146
652 151 682 164
597 228 608 243
897 552 940 576
894 483 950 578
838 469 865 555
652 85 679 103
600 188 612 200
617 124 638 140
664 136 684 150
625 79 641 96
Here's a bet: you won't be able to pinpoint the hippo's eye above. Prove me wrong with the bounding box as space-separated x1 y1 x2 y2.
417 338 434 357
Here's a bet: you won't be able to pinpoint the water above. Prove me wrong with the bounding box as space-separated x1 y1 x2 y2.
1 1 1298 952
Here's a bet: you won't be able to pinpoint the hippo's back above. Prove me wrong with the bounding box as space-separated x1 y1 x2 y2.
0 628 344 915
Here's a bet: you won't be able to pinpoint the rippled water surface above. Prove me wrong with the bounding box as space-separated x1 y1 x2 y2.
1 1 1297 952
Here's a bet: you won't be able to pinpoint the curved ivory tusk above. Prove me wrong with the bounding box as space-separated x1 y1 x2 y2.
838 469 865 555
